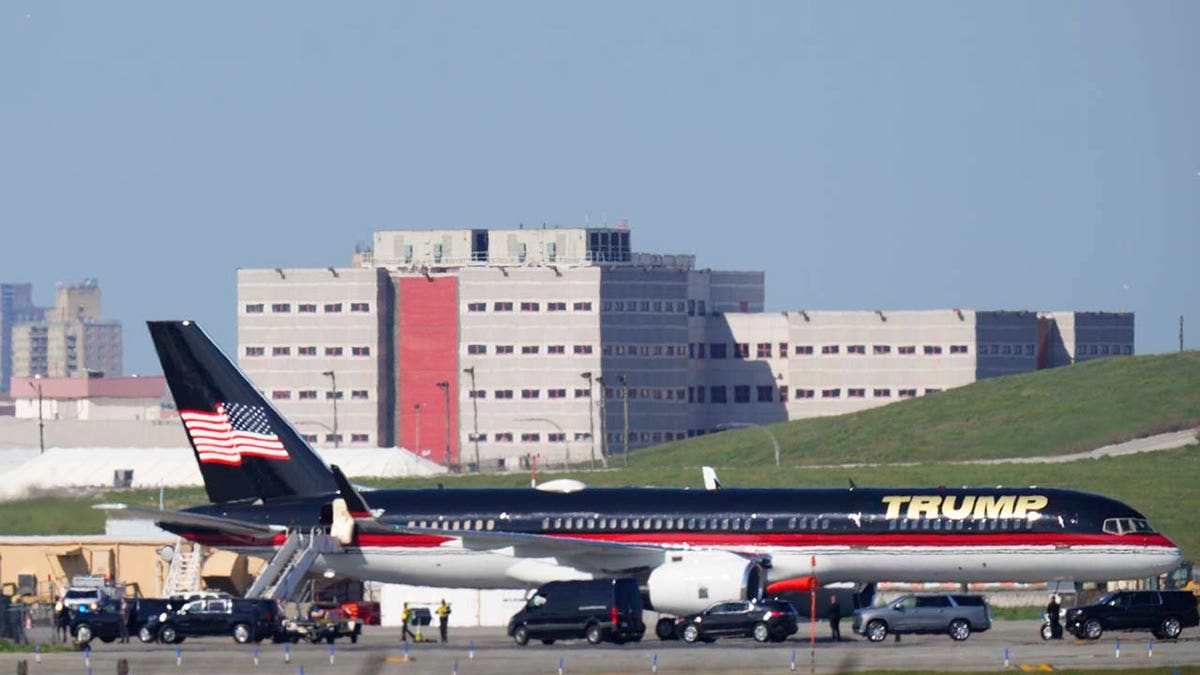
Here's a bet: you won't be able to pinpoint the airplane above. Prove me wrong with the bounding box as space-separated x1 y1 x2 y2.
135 320 1182 634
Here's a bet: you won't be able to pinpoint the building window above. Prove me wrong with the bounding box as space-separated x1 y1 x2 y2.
494 390 513 399
324 303 343 313
468 344 487 355
874 388 892 398
325 390 344 400
574 388 590 398
495 345 514 355
547 345 565 354
639 301 650 312
733 385 751 403
245 303 264 314
271 390 291 400
574 433 590 442
493 302 513 312
898 345 916 355
324 346 343 356
352 346 371 356
848 388 865 398
521 345 539 355
272 346 291 356
495 432 513 442
710 343 728 359
548 388 566 399
298 303 317 313
467 302 486 312
521 389 540 399
756 343 772 358
573 345 593 354
710 386 727 403
950 345 969 354
925 388 942 395
898 388 917 398
245 346 265 357
795 388 814 399
351 433 369 443
298 390 317 400
520 302 540 312
924 345 943 355
821 345 840 355
350 302 370 312
298 346 316 356
271 303 291 313
847 345 866 355
325 434 342 443
302 434 318 442
548 432 565 442
778 343 788 359
757 386 774 402
778 386 788 402
734 343 749 358
822 388 841 398
547 301 566 312
469 389 486 399
351 390 369 400
794 345 813 356
573 301 592 311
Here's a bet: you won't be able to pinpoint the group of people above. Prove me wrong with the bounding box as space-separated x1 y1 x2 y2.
400 599 453 643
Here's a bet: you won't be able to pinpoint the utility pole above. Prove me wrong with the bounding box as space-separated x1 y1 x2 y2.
29 379 44 454
1181 315 1185 353
581 372 595 469
595 376 609 467
436 381 452 469
321 370 339 447
463 366 481 472
618 374 629 467
413 403 422 456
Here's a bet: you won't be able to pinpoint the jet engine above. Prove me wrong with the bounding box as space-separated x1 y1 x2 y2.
646 550 766 616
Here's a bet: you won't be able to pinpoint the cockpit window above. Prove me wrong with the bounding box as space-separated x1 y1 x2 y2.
1102 518 1156 535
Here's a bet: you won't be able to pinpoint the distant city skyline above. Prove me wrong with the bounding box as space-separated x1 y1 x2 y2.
3 2 1196 375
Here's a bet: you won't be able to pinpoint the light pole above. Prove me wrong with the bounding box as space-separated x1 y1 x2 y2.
715 421 781 467
29 378 44 454
436 381 451 469
581 372 595 469
595 376 609 468
516 417 569 469
413 403 422 455
463 366 480 472
321 370 339 447
618 374 629 467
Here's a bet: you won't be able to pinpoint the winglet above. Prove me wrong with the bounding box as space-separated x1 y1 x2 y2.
702 466 721 490
330 464 372 516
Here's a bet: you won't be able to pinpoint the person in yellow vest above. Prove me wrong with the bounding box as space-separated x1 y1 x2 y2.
400 602 414 642
436 599 452 642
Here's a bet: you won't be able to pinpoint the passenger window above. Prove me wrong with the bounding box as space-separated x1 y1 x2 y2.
664 518 673 529
542 518 549 529
554 518 562 529
653 519 663 530
687 518 697 529
788 517 797 529
697 519 706 530
487 520 495 530
766 518 774 530
631 519 640 530
732 517 742 530
407 520 416 528
620 518 629 529
720 519 729 530
576 518 585 529
821 519 829 530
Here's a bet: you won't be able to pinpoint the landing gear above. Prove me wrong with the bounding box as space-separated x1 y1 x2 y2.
655 617 678 641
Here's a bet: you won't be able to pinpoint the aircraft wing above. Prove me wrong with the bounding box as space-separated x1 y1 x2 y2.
96 504 281 538
388 525 668 573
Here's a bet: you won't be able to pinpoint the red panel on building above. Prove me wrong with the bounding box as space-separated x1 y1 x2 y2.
397 277 459 465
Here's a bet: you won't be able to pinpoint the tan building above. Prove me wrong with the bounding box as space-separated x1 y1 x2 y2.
10 279 122 380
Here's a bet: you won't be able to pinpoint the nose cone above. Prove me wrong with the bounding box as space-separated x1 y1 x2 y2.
1147 534 1185 575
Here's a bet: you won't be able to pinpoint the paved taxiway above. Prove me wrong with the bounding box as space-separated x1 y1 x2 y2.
6 621 1200 674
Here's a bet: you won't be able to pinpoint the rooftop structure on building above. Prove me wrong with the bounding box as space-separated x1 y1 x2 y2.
236 225 1134 471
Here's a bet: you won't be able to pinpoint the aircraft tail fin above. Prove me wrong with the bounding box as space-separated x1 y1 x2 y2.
148 320 338 504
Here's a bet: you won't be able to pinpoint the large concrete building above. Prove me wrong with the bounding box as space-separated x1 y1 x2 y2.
237 227 1134 469
0 283 44 394
7 279 123 382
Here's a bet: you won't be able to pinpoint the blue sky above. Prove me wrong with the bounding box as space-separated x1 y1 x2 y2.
3 2 1197 374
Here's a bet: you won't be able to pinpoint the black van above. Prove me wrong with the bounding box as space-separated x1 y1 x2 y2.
507 578 645 645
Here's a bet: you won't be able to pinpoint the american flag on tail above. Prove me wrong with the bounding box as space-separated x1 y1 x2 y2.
179 402 290 465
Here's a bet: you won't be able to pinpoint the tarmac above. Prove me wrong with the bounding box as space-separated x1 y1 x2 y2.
6 620 1200 674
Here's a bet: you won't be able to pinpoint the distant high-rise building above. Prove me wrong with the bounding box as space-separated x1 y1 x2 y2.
9 279 122 381
0 283 45 394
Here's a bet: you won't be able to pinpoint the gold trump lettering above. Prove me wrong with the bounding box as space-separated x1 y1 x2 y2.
882 495 1048 520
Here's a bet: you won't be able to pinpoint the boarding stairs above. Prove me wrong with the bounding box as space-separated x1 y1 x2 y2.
163 538 202 597
245 529 342 601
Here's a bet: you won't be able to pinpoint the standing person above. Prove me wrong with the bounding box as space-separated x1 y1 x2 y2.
828 595 842 641
400 602 414 642
56 602 71 644
118 597 130 643
1046 594 1062 639
436 599 452 643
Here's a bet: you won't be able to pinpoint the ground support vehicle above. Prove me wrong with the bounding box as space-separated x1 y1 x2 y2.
851 594 991 642
278 604 362 644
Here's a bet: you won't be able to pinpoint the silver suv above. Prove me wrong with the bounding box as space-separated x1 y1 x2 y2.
851 594 991 642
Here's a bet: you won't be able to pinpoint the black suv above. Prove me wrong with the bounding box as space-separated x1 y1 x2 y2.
69 600 125 646
144 597 282 644
508 578 645 645
1065 590 1199 640
675 599 799 644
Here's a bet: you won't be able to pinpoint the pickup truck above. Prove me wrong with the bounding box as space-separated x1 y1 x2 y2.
143 597 282 644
